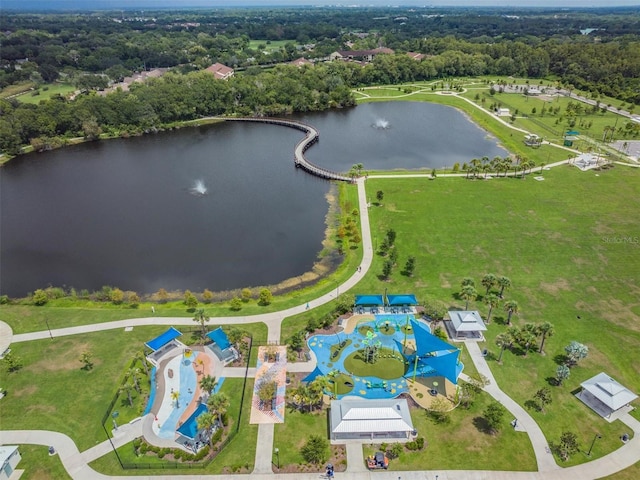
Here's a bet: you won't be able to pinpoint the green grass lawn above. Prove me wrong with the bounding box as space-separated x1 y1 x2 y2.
13 445 72 480
364 391 537 471
0 324 262 452
248 39 295 53
15 83 75 104
358 165 640 465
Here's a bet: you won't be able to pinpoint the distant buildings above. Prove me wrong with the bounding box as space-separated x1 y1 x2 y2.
205 63 234 80
330 47 395 62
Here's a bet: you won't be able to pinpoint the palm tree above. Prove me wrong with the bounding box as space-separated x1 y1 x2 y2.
495 332 513 364
460 285 477 310
193 308 210 341
503 300 518 325
497 276 511 298
196 412 218 449
200 375 218 396
207 392 230 428
120 382 135 407
484 293 500 324
127 367 142 393
135 350 149 376
537 322 555 354
481 273 497 295
520 324 538 356
461 277 475 288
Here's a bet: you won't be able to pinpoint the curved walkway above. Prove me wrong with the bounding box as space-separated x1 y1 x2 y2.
4 174 640 479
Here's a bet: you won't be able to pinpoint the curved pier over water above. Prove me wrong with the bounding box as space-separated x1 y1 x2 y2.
220 117 352 182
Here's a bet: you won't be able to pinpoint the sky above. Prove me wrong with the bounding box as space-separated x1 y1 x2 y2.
2 0 639 10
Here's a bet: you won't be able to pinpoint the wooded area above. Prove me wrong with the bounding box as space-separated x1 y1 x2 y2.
1 6 639 156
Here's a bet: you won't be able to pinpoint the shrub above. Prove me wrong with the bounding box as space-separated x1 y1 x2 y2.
258 288 272 306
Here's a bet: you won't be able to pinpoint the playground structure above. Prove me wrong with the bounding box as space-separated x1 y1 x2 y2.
305 313 463 405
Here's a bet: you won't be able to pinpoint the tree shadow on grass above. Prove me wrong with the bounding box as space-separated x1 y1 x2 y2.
525 399 541 412
492 315 508 326
554 354 568 366
545 377 560 387
472 416 493 434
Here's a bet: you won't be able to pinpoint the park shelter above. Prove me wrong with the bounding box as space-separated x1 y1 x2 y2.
386 294 418 306
176 403 208 441
0 446 21 480
448 310 487 340
577 373 638 419
145 327 184 365
355 295 384 306
405 319 462 385
206 327 238 364
329 398 414 441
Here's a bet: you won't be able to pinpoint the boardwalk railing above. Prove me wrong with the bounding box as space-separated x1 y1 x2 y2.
219 117 352 182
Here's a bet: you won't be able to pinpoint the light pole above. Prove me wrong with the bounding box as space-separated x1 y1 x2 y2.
587 433 602 456
274 447 280 470
45 317 53 340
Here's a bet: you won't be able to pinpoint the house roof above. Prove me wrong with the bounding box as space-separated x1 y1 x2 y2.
407 52 426 60
448 310 487 332
145 327 182 351
205 63 234 79
330 398 414 434
581 372 638 411
290 57 312 67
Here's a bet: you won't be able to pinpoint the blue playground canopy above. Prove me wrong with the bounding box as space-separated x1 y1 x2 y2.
387 294 418 306
303 366 324 383
207 327 231 351
145 327 182 352
176 403 208 440
355 295 385 306
409 319 462 385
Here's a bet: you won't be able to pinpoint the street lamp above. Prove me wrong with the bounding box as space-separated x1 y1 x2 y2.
45 317 53 340
274 447 280 469
587 433 602 456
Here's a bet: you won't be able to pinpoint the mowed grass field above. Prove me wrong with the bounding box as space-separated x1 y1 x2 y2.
356 165 639 464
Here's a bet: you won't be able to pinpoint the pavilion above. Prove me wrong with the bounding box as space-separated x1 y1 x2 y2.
447 310 487 340
386 294 418 313
576 372 638 420
206 327 238 364
145 327 185 365
354 294 385 313
329 397 414 442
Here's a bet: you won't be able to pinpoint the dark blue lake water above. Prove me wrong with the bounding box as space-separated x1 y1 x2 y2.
0 102 507 297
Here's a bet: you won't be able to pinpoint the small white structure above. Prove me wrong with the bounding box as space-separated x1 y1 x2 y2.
447 310 487 340
0 446 21 480
497 108 510 117
577 372 638 420
330 398 414 442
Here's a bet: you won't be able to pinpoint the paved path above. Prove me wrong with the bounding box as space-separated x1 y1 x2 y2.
4 178 640 479
464 341 559 472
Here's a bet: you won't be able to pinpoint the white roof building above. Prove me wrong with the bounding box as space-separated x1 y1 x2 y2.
577 372 638 419
330 398 415 441
0 446 21 480
448 310 487 340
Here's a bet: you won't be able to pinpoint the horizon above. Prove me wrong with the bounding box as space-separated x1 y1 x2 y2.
2 0 640 11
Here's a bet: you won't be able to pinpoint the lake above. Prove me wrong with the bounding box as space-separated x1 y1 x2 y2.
0 102 507 297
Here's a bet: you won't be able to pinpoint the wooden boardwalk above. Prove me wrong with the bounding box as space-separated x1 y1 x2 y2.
219 117 352 182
